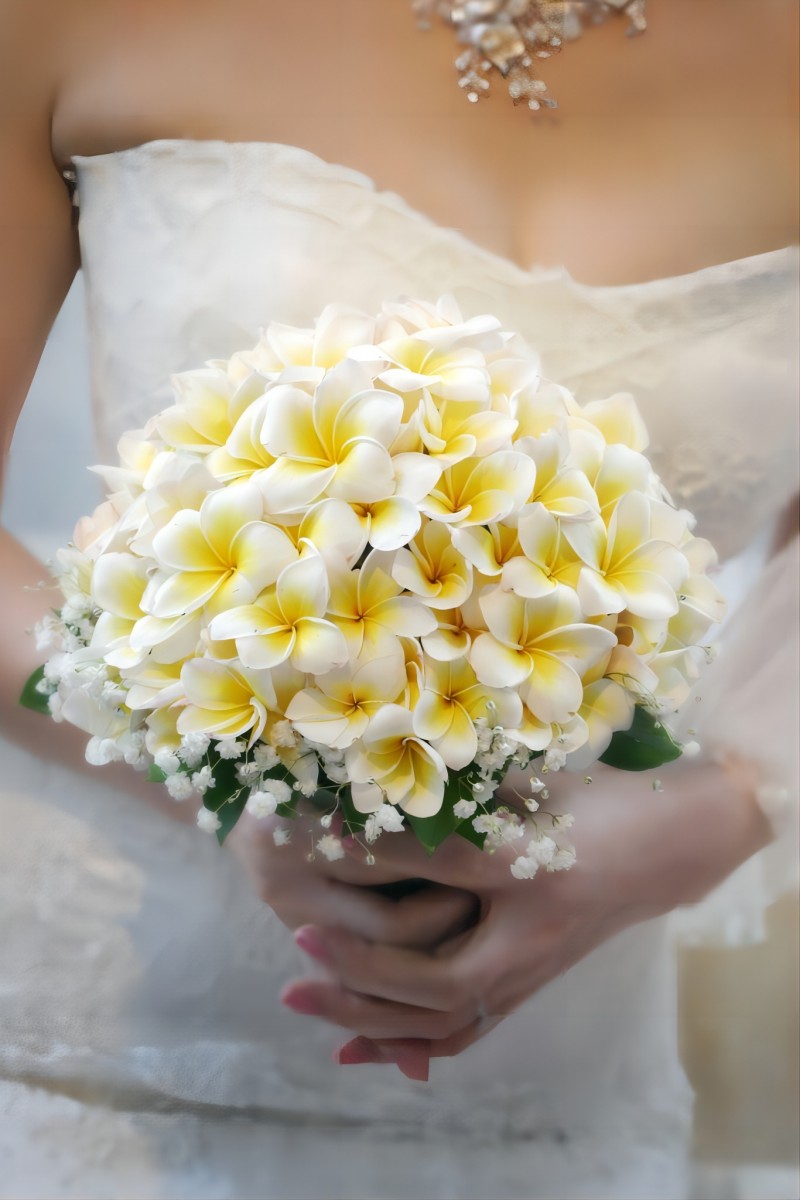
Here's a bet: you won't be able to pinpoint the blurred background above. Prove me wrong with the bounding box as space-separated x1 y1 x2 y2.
4 279 799 1199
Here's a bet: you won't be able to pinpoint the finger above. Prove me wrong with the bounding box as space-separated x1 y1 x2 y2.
320 881 479 948
280 980 475 1040
336 1036 432 1083
292 923 481 1011
341 828 515 891
337 1019 498 1070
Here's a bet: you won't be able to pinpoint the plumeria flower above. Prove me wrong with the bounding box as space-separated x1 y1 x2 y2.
486 340 541 409
450 520 522 579
472 586 616 726
420 594 486 663
345 704 448 817
392 520 473 611
89 430 162 507
500 505 585 599
564 667 641 771
326 550 436 660
155 367 260 455
205 391 277 482
517 429 599 521
413 392 517 466
567 434 657 520
374 295 501 348
122 659 186 712
145 483 295 620
243 302 377 372
412 655 523 770
568 391 650 453
347 452 443 552
176 658 278 746
208 554 349 675
291 499 369 568
421 450 536 527
369 320 500 406
285 653 408 750
91 549 202 670
89 551 148 669
564 491 690 620
258 358 405 512
128 457 221 558
350 498 422 554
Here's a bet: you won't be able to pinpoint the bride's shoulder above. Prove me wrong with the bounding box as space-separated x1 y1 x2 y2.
0 0 102 133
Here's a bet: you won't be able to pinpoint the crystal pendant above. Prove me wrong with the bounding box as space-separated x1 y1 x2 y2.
479 23 527 73
415 0 647 108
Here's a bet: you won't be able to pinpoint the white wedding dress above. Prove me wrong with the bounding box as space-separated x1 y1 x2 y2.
1 140 797 1200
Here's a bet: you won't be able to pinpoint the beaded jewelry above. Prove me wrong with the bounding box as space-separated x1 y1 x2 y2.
413 0 646 110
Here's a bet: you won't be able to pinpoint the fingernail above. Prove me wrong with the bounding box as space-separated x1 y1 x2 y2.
394 1055 430 1083
280 986 322 1016
336 1037 382 1066
294 925 331 964
341 835 359 852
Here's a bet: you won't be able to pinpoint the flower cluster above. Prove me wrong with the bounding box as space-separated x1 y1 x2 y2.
25 295 723 867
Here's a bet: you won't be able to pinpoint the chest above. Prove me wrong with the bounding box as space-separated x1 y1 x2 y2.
52 0 797 283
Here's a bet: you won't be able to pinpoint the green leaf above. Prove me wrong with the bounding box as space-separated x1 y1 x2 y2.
600 705 683 772
19 665 51 716
406 803 460 855
147 764 168 783
213 791 249 846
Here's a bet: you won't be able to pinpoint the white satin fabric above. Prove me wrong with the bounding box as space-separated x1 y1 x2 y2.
0 140 797 1200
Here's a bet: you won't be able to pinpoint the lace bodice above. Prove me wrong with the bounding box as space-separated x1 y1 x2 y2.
70 140 798 561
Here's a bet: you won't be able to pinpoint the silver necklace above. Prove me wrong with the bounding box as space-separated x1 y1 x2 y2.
413 1 647 110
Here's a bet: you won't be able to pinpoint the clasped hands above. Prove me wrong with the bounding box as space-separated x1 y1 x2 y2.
226 758 769 1082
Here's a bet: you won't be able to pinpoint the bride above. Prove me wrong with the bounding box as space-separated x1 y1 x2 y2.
1 1 797 1197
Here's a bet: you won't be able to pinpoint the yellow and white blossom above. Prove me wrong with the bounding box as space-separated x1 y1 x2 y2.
259 359 404 511
285 653 407 749
177 659 278 745
501 505 584 599
327 550 437 660
518 429 599 520
414 392 517 466
421 450 536 527
471 586 616 725
345 704 448 816
565 492 689 620
420 593 486 662
209 553 349 675
243 302 377 372
146 483 294 620
156 367 262 455
413 655 523 770
391 520 473 610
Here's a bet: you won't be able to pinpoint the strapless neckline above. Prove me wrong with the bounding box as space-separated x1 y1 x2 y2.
68 137 798 292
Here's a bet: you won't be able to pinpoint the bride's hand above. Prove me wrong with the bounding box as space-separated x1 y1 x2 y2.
281 759 771 1079
225 807 480 950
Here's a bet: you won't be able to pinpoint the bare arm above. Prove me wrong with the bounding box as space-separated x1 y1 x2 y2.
0 3 197 823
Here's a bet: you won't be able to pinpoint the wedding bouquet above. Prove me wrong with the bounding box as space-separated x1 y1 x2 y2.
21 296 724 875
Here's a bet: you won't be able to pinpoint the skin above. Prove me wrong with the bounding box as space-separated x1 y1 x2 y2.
0 0 792 1078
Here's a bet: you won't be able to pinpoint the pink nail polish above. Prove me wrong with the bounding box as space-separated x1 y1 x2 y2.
394 1053 430 1083
294 925 331 964
336 1037 381 1066
280 987 321 1016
